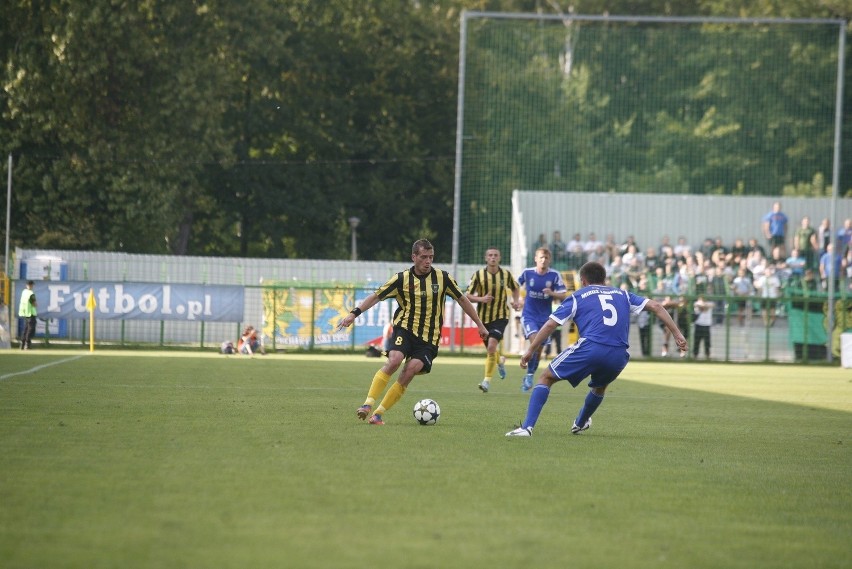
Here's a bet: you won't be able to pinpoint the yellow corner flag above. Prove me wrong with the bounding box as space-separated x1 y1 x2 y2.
86 288 96 352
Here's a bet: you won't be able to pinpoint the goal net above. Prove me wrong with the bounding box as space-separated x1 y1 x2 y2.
453 12 845 267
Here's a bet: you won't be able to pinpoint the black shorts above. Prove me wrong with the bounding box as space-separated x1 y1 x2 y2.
387 326 439 374
483 318 509 346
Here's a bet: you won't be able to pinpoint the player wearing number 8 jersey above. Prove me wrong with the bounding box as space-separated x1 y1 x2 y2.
337 239 488 425
506 261 687 437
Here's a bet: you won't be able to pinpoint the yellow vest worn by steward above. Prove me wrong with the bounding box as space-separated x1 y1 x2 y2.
19 289 37 317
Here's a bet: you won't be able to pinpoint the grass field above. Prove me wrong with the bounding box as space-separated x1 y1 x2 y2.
1 351 850 569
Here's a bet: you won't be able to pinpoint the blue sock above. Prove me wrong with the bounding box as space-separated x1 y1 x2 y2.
576 391 604 427
522 384 550 429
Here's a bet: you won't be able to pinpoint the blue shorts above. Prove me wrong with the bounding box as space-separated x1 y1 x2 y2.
521 316 552 346
548 338 629 388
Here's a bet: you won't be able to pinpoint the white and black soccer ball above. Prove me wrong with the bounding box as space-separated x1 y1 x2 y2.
412 398 441 426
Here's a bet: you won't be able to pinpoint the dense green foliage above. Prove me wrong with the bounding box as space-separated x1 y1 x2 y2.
1 1 849 261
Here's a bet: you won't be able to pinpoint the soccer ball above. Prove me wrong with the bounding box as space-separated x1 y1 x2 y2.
412 398 441 426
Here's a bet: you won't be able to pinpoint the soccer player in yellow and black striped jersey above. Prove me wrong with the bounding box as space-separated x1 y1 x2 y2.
337 239 488 425
466 247 520 393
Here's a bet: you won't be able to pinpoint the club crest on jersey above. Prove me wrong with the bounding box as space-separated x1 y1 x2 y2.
546 280 553 288
431 284 439 293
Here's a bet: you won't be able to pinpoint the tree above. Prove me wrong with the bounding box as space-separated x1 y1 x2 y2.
1 2 234 253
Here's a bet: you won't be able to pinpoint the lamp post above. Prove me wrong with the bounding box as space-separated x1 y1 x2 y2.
348 216 360 261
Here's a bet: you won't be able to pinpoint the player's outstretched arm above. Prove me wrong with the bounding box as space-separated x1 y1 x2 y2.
336 292 381 331
644 299 688 353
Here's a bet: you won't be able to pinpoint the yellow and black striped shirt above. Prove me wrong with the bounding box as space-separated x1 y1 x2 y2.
467 266 519 324
375 266 463 346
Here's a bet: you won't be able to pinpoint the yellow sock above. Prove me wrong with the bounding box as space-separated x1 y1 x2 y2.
375 382 407 415
365 370 391 405
484 352 497 380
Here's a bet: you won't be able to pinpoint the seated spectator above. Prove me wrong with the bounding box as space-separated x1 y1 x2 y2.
673 236 691 260
769 245 791 285
747 248 767 281
838 218 852 256
793 216 819 270
531 233 548 264
620 235 640 256
698 237 715 259
566 232 585 269
644 247 660 273
817 218 832 254
654 266 675 296
661 247 678 273
636 271 651 295
625 257 645 289
714 255 735 285
754 265 781 327
846 248 852 290
604 234 620 262
608 254 628 288
583 233 604 262
819 243 844 290
671 259 694 295
726 238 748 267
621 243 643 266
785 248 807 285
549 230 567 263
747 237 767 259
801 268 820 292
694 250 707 271
710 247 727 268
712 237 728 259
658 235 673 257
693 260 714 296
706 265 729 325
731 266 754 326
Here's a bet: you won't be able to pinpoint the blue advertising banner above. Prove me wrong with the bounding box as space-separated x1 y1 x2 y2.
20 281 245 322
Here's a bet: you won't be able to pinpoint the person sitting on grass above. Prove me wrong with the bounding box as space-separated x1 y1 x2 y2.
238 325 265 355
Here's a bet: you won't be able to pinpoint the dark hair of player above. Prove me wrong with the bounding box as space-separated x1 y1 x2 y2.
412 239 434 255
579 261 607 285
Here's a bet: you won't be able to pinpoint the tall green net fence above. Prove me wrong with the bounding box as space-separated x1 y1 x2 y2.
455 13 844 265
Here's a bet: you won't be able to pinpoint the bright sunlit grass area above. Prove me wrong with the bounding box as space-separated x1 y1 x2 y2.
1 352 850 569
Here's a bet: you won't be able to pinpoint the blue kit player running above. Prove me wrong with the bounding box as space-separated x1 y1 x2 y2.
517 247 568 391
506 261 687 437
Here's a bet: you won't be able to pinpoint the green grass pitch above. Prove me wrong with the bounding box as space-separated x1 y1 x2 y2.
1 351 850 569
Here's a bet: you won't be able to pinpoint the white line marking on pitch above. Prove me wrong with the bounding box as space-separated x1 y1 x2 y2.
0 356 86 380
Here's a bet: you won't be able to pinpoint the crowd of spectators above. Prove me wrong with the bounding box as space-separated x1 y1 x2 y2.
532 217 852 304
